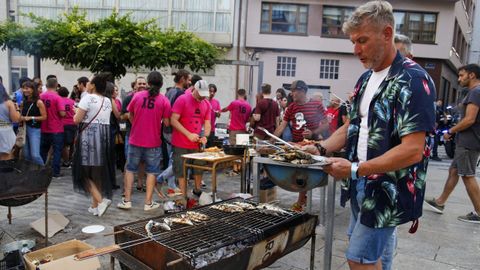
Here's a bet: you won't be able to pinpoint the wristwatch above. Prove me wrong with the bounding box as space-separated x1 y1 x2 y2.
351 162 360 180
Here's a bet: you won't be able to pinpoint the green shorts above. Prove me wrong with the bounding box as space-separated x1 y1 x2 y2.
172 147 206 179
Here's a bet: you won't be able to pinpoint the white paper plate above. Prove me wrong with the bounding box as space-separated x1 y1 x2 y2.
81 225 105 234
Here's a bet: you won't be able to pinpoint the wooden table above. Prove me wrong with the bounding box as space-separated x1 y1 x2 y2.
181 152 245 201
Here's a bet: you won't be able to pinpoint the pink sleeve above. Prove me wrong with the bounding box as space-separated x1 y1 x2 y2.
58 95 66 111
172 95 185 114
227 101 234 112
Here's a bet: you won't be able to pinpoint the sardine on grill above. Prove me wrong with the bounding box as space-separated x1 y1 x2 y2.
210 203 244 213
256 203 293 216
164 215 194 226
145 220 171 237
232 201 256 210
186 211 209 222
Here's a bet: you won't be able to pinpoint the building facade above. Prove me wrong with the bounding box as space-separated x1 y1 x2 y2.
243 0 473 107
0 0 476 116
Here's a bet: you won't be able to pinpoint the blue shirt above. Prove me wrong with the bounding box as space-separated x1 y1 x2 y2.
342 52 436 229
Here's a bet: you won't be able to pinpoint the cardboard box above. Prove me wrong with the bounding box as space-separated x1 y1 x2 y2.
30 210 70 238
259 187 277 203
23 239 100 270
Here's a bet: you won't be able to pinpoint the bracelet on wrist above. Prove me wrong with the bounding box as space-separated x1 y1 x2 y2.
315 142 327 156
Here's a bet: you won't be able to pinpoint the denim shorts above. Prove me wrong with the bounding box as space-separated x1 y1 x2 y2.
346 178 397 269
126 145 162 175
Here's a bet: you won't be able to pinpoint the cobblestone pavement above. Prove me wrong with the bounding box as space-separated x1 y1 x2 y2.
1 149 479 269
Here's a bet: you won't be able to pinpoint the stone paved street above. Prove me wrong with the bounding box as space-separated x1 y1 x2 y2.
1 149 480 269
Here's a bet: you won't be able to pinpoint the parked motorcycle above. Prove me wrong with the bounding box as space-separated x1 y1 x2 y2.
437 106 458 158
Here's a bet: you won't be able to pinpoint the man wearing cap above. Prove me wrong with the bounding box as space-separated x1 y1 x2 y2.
273 80 328 211
170 80 212 200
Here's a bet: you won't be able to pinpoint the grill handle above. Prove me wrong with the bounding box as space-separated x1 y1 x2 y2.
74 244 121 261
166 258 184 267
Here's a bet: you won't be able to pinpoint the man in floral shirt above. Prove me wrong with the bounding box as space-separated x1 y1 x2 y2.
303 2 435 270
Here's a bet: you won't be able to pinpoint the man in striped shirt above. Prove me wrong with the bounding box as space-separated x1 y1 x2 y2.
273 80 328 211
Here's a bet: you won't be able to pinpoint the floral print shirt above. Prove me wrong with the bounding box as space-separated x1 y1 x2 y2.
342 52 436 229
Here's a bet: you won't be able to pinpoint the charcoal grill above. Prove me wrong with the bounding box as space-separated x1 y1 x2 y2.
0 160 51 246
111 198 318 270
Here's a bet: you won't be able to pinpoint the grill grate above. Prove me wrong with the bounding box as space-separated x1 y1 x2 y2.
119 198 304 264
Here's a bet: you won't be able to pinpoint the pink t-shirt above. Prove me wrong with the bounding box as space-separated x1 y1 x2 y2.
208 98 221 129
127 91 172 148
227 99 252 131
171 94 211 149
62 98 75 126
40 90 65 133
114 98 122 113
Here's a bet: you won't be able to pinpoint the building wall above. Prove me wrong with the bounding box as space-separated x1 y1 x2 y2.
246 0 456 59
244 0 466 104
469 0 480 64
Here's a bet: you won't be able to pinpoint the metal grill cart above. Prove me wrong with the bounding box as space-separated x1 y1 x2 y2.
105 198 317 270
252 156 336 270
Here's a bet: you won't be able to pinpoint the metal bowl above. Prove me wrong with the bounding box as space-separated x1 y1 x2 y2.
223 145 247 155
263 161 328 192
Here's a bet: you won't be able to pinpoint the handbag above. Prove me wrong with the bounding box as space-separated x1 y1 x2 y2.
15 103 33 148
74 97 105 144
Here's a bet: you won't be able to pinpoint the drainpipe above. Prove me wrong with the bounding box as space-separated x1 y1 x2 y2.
234 0 243 92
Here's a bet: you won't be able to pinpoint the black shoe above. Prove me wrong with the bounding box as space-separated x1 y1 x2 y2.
52 173 64 178
192 189 202 197
61 162 71 168
431 156 442 161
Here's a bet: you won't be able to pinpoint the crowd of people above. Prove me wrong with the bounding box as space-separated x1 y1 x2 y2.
1 1 479 269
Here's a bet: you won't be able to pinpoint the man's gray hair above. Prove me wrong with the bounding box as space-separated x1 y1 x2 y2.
394 34 413 55
342 1 395 34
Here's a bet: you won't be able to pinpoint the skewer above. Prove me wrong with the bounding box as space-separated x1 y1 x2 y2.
102 230 124 237
75 229 170 260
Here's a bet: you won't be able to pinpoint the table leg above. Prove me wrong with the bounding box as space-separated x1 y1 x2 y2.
306 189 313 213
324 176 336 270
310 230 316 270
45 191 48 246
240 156 246 193
212 163 217 202
7 206 11 224
182 159 187 201
319 186 326 226
252 159 260 198
110 255 115 270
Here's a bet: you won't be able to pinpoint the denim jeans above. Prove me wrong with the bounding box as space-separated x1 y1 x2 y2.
40 132 64 175
24 126 44 165
157 143 177 189
346 178 397 270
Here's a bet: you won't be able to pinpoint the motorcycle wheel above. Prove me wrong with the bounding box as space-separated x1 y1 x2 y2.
445 141 455 158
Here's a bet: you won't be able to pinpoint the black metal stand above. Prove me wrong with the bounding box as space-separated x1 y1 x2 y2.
310 231 316 270
1 191 49 247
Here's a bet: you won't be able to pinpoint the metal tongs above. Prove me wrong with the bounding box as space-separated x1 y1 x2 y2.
257 127 330 165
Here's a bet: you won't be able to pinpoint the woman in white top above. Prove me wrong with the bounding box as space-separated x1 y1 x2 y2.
0 83 21 160
72 73 114 217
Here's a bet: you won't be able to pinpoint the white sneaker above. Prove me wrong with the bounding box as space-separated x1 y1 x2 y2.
88 207 99 216
117 199 132 209
144 201 160 211
97 199 111 217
